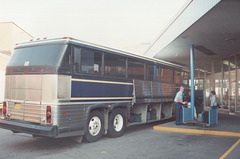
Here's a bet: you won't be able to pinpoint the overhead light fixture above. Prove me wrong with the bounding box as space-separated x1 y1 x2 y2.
225 38 236 41
223 60 238 69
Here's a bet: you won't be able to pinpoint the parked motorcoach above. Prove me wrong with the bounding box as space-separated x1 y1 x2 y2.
0 37 189 142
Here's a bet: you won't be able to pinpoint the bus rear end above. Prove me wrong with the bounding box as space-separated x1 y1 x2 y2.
0 40 71 137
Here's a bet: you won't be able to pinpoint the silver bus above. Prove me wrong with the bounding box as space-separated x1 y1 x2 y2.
0 37 188 142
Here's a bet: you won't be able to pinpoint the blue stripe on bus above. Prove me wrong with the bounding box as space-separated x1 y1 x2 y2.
71 76 133 102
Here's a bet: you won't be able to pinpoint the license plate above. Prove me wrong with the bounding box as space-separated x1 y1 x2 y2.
15 103 21 109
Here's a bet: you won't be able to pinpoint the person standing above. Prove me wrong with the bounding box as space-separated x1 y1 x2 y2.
210 91 217 108
186 90 191 103
186 90 197 119
174 86 187 125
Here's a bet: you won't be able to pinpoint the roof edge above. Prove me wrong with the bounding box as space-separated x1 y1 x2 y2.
0 22 34 38
16 37 188 70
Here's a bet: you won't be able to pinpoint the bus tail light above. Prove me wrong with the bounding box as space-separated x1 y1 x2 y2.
3 102 7 117
46 106 52 124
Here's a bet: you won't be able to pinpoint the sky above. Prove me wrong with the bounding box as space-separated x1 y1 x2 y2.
0 0 187 54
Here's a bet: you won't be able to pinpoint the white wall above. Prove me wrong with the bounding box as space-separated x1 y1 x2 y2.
0 22 33 102
0 53 10 102
0 70 6 102
0 22 33 56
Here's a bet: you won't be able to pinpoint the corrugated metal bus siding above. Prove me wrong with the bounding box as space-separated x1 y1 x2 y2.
68 105 86 128
5 74 65 125
133 80 176 103
52 106 69 127
52 104 87 137
7 102 45 123
134 80 152 98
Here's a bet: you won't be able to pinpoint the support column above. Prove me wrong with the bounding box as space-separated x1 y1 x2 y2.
190 44 195 120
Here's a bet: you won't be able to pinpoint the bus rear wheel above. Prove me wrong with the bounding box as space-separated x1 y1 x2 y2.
85 110 104 142
108 108 126 138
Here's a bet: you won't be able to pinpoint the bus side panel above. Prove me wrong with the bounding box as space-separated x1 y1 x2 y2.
56 75 133 137
55 104 87 138
55 75 87 138
70 76 133 102
133 80 176 103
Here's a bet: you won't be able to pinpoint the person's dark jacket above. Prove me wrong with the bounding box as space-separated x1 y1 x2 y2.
186 95 191 102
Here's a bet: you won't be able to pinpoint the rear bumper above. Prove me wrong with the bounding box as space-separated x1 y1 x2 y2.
0 118 58 137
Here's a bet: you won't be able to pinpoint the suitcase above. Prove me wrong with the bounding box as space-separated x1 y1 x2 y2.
202 111 209 123
198 113 203 122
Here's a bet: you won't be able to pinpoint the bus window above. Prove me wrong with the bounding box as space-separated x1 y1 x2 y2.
81 48 102 75
174 70 181 84
9 44 68 67
73 47 81 73
183 72 189 85
60 45 71 72
160 68 173 83
104 53 126 78
146 63 154 81
128 59 144 80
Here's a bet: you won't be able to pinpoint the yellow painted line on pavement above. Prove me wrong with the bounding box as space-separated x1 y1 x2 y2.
153 126 240 137
219 139 240 159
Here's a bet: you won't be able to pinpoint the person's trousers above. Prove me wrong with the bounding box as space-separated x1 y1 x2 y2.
175 103 183 124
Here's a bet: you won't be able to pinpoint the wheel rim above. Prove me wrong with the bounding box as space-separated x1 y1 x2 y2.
113 114 124 132
89 116 101 136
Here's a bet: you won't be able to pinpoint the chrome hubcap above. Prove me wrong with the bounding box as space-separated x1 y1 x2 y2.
113 114 124 132
89 116 101 136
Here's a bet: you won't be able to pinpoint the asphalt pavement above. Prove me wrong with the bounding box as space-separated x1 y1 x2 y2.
0 116 239 159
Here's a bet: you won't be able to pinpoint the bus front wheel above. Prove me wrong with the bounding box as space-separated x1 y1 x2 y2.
108 108 126 138
85 110 104 142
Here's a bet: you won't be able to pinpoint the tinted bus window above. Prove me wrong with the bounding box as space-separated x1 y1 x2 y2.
160 68 173 83
128 59 144 80
146 63 154 81
73 47 81 73
60 45 71 72
81 48 102 75
8 44 67 67
183 72 189 85
174 70 181 84
104 53 126 78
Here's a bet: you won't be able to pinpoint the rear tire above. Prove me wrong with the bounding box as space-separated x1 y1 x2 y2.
108 108 126 138
85 110 104 142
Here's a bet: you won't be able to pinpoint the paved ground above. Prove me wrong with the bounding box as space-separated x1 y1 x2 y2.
154 114 240 159
0 115 239 159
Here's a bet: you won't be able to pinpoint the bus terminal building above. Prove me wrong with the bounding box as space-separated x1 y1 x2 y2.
145 0 240 116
